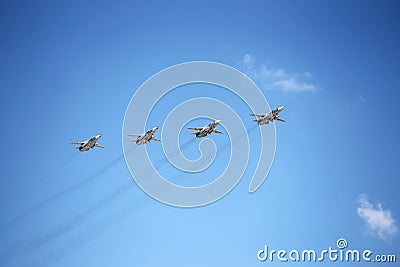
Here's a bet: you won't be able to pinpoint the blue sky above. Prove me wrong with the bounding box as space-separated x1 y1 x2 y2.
1 0 399 266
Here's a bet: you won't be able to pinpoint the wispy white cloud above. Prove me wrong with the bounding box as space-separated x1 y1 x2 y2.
357 194 398 240
240 54 317 92
242 54 255 66
358 95 367 103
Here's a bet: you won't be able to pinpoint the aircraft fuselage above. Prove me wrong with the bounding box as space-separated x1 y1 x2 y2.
135 127 159 145
192 120 222 138
77 135 102 152
254 106 285 125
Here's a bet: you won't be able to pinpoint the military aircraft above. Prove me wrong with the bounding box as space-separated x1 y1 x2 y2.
250 106 286 125
188 120 223 138
128 127 162 145
70 134 105 152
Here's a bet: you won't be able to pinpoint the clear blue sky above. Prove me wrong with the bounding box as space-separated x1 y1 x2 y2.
1 0 399 266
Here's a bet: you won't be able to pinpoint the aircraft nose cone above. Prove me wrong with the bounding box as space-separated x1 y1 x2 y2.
215 120 221 124
279 106 285 111
97 134 102 138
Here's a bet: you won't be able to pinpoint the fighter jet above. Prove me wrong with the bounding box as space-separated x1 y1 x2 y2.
250 106 286 125
128 127 162 145
70 135 105 152
188 120 223 138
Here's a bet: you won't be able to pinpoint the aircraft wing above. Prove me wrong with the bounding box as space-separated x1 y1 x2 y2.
187 127 203 131
70 141 85 145
249 113 266 118
275 117 286 122
151 136 162 142
213 130 224 134
95 144 105 148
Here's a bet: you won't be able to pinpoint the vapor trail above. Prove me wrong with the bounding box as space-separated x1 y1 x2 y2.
0 149 131 231
36 190 140 267
0 181 133 265
0 154 77 211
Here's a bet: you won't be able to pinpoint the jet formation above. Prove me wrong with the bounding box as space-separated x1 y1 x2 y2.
70 135 105 152
70 106 285 151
